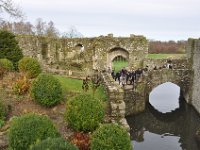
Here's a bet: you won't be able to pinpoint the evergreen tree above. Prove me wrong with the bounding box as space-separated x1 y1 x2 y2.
0 30 23 68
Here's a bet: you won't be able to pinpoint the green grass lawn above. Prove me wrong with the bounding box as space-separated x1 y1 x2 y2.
147 54 186 59
112 60 128 73
54 75 107 102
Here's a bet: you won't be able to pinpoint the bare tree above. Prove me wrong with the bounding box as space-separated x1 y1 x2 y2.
63 26 83 38
13 21 34 34
35 18 46 35
0 0 23 20
45 21 59 37
0 20 12 30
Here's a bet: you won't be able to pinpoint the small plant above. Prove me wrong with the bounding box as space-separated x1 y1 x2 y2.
90 124 132 150
31 74 63 107
18 57 41 78
0 99 8 121
0 58 14 79
65 94 105 132
70 132 90 150
30 137 78 150
90 74 101 96
9 113 60 150
13 75 31 95
0 119 5 128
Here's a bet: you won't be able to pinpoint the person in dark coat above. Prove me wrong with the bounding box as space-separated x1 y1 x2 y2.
115 72 121 85
111 70 115 79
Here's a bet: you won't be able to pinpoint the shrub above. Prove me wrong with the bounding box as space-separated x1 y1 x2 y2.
30 137 78 150
18 57 41 78
0 30 23 69
65 94 104 132
90 124 132 150
0 58 14 71
13 75 31 95
31 74 63 107
9 113 60 150
0 58 14 79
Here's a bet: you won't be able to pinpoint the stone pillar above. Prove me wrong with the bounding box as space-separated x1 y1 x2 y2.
187 38 200 114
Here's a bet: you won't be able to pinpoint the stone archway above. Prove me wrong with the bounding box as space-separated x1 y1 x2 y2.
107 47 129 69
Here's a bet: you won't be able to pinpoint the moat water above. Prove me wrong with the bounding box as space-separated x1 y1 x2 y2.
126 82 200 150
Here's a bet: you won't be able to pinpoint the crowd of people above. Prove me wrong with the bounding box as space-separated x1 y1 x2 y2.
110 61 173 87
110 67 147 87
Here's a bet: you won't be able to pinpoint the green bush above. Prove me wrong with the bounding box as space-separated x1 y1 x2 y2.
0 30 23 69
0 58 14 71
90 124 132 150
30 137 78 150
18 57 41 78
9 113 60 150
31 74 63 107
65 94 104 132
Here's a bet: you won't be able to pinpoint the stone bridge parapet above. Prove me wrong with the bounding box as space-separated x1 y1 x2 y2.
101 72 130 131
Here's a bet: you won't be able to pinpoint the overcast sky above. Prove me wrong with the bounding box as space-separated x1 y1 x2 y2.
7 0 200 40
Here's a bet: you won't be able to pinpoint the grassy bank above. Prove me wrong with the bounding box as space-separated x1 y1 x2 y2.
54 75 107 102
112 60 128 72
147 54 186 59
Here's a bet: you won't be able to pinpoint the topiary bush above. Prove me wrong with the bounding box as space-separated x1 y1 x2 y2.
0 58 14 71
18 57 41 78
65 94 105 132
30 137 78 150
0 58 14 79
0 30 23 69
90 124 132 150
31 74 63 107
9 113 60 150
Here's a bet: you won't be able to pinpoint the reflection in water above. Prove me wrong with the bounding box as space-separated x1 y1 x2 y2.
126 82 200 150
149 82 180 113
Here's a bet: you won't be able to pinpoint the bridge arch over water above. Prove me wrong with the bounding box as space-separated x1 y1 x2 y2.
145 69 191 104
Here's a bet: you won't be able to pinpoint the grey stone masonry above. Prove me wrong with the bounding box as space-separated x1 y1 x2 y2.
187 38 200 114
101 72 130 131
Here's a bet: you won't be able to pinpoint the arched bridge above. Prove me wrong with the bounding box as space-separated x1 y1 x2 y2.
122 67 193 116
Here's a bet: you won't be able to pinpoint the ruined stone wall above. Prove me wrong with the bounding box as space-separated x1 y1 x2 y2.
16 34 148 74
187 38 200 114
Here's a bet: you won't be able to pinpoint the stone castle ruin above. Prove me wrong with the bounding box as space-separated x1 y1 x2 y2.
17 34 200 123
17 34 148 74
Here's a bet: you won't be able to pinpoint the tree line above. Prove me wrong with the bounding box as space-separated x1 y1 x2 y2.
0 19 83 38
149 40 187 54
0 0 83 38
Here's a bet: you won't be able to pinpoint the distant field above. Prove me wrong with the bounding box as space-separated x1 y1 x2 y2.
147 54 186 59
54 75 107 102
112 60 128 72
